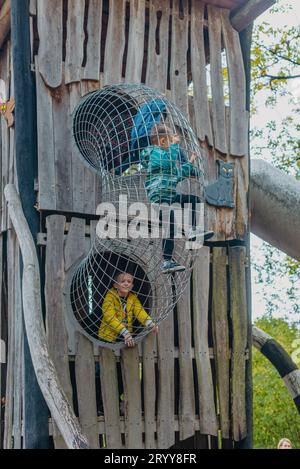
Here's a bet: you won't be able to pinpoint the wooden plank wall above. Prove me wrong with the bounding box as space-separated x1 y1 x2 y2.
0 0 251 449
43 216 249 449
32 0 248 242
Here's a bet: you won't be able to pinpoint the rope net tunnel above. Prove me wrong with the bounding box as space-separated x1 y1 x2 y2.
68 83 207 349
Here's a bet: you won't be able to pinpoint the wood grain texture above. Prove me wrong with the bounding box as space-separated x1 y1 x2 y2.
37 0 62 88
177 278 195 440
52 78 73 212
157 312 175 448
229 246 247 441
83 0 103 81
69 82 86 213
65 0 85 84
190 0 213 145
193 247 218 436
207 5 227 154
125 0 145 83
142 333 157 448
35 65 56 211
4 189 89 449
121 347 143 448
12 243 23 449
212 247 230 439
99 348 123 448
103 0 126 85
75 333 99 448
170 0 189 116
45 215 73 448
145 0 170 92
221 10 247 157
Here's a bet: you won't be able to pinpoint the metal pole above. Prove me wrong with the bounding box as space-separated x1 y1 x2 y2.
10 0 49 448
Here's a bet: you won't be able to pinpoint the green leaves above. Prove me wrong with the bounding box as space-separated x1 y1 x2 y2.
253 317 300 448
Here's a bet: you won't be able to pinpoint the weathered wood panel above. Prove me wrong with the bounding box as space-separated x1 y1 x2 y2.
193 247 218 436
45 215 74 449
221 10 247 157
3 230 16 448
65 0 85 85
212 247 230 439
52 76 73 212
83 0 103 81
36 66 56 211
145 0 170 92
69 82 86 213
99 348 123 448
229 246 248 441
12 243 23 449
207 5 227 154
103 0 126 85
142 332 157 448
80 80 102 214
157 313 175 448
75 333 99 448
0 41 12 233
37 0 62 88
170 0 189 116
121 347 143 448
190 0 213 145
125 0 145 83
177 277 195 440
65 217 99 448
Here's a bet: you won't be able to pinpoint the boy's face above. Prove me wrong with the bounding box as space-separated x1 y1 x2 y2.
158 130 180 149
114 273 134 297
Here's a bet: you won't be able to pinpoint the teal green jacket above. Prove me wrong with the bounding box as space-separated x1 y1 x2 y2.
141 144 200 204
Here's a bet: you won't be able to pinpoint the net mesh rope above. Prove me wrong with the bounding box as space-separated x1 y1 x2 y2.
69 83 205 349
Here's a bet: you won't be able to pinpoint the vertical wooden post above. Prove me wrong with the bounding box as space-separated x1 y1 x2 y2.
10 0 49 448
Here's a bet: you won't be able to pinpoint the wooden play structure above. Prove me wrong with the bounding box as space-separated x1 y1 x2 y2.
3 0 297 450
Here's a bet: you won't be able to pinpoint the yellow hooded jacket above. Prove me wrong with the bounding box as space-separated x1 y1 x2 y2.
98 288 152 343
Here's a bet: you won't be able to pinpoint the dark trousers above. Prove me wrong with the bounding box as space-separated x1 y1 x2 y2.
161 194 200 260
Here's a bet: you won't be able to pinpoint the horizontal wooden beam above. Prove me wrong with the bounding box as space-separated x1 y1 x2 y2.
0 0 10 50
231 0 276 32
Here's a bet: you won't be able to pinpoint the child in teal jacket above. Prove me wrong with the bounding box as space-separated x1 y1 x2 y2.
141 125 213 273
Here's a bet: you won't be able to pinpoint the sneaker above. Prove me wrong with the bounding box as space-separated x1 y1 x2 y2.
187 228 214 241
162 259 186 274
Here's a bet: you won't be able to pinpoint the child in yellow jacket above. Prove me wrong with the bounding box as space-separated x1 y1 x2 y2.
98 272 158 347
